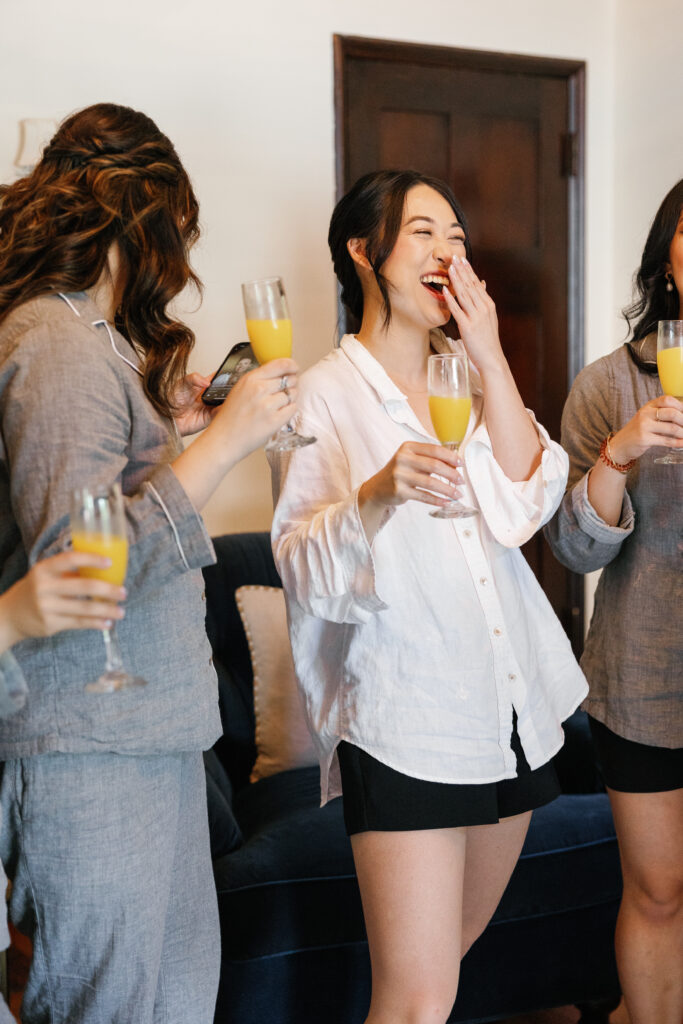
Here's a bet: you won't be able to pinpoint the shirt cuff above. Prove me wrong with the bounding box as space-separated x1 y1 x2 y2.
340 489 391 615
144 463 216 571
571 471 635 543
465 415 568 547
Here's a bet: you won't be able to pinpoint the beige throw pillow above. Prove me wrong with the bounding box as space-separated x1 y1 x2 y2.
235 585 317 783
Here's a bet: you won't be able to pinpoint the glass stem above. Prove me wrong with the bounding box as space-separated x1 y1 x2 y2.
102 623 125 675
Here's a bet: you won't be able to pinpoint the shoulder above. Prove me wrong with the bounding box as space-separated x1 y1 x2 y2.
298 346 357 410
0 295 121 380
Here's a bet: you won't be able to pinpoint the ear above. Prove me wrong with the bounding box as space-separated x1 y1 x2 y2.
347 238 371 270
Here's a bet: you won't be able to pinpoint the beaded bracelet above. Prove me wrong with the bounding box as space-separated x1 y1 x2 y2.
599 432 636 474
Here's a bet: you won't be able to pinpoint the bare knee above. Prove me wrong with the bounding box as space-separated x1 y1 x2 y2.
623 869 683 924
369 975 459 1024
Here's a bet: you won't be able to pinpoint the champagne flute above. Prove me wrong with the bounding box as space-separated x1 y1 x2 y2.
655 319 683 464
241 276 316 452
70 483 146 692
428 352 477 518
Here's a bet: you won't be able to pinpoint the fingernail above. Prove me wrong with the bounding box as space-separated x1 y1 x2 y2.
119 587 127 599
103 619 114 629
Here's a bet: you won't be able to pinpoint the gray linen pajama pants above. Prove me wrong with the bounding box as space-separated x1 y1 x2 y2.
0 750 220 1024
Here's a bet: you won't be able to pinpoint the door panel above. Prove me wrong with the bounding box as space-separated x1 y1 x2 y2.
335 36 586 653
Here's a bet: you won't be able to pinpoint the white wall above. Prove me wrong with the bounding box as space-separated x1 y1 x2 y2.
613 0 683 331
0 0 619 535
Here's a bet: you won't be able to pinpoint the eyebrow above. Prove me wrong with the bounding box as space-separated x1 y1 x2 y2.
405 215 463 230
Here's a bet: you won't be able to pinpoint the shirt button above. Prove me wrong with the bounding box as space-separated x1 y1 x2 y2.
201 590 206 602
463 529 472 538
493 627 502 637
479 577 488 586
209 656 214 667
508 673 516 680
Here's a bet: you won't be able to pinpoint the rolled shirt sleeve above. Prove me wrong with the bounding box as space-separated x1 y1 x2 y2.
544 359 635 573
466 412 569 548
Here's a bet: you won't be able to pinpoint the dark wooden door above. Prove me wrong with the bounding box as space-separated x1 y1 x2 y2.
334 36 586 654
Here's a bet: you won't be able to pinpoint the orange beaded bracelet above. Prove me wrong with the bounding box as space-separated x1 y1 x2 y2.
599 432 636 474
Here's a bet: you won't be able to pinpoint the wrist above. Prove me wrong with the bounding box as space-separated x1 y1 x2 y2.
599 432 636 474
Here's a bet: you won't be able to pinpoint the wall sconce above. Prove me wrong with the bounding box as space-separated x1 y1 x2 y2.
14 118 58 176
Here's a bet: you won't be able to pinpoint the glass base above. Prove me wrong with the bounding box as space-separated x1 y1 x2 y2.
653 452 683 464
85 671 147 693
266 431 317 452
430 502 478 519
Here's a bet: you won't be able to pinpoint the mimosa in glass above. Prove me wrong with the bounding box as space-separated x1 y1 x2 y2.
655 320 683 464
241 277 315 451
70 483 145 692
427 353 477 518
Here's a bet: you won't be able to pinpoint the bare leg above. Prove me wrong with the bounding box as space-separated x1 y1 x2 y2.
460 810 532 955
351 828 466 1024
350 812 533 1024
607 786 683 1024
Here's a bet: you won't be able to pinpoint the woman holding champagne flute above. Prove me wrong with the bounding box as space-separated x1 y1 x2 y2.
546 179 683 1024
270 170 587 1024
0 102 299 1024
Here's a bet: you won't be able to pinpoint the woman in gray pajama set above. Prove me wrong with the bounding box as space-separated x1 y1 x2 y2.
0 103 300 1024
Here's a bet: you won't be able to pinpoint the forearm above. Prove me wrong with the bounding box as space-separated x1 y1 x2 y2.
170 425 244 512
479 359 543 480
585 458 629 527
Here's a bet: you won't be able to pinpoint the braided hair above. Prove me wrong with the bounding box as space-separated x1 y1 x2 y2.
0 102 201 418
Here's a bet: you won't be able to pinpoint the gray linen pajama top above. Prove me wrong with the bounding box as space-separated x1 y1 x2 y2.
0 292 221 758
544 334 682 749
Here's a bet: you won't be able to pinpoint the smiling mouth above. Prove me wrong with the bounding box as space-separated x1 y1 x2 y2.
420 274 450 301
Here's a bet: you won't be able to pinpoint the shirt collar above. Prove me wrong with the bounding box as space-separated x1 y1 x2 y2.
57 291 143 376
340 329 481 409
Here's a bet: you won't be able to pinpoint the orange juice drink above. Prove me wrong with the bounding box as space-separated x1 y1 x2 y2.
657 345 683 399
246 318 292 364
71 533 128 586
429 395 472 446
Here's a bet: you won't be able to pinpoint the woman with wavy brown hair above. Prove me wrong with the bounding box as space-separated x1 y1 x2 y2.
0 102 299 1024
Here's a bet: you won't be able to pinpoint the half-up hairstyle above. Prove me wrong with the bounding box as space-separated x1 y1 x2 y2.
328 169 471 331
0 102 201 418
623 177 683 343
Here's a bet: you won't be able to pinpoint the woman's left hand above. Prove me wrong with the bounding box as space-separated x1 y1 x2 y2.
172 372 218 436
443 256 505 373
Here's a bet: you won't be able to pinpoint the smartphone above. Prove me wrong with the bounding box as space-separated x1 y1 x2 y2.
201 342 258 406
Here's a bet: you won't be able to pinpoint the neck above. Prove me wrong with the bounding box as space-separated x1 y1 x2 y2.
86 276 117 322
356 306 432 387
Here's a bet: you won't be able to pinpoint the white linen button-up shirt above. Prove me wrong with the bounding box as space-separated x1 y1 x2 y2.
270 333 588 805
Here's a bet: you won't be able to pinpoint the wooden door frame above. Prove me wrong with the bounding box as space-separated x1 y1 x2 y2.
333 34 586 386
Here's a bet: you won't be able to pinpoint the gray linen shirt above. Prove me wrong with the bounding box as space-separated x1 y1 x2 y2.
545 334 682 748
0 292 221 757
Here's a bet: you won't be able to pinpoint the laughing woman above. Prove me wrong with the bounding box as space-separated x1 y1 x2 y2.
270 170 587 1024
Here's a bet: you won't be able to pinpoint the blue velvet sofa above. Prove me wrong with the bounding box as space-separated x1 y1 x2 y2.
203 532 623 1024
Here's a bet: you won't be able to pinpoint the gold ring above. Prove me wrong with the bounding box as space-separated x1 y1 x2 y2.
656 408 660 421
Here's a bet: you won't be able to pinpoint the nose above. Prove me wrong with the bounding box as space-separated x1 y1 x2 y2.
433 239 451 265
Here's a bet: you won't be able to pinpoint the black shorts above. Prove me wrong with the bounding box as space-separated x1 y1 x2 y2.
337 713 560 835
588 716 683 794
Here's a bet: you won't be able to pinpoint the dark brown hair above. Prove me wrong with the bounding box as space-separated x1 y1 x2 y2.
0 102 201 418
623 177 683 343
328 169 471 330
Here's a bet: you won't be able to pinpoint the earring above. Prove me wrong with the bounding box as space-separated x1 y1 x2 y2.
665 271 674 292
